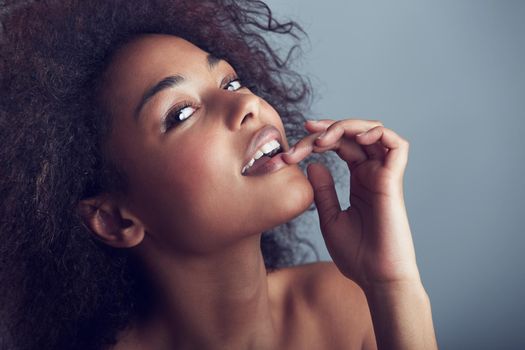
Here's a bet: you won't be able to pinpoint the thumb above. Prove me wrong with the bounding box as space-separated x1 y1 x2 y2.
306 163 342 235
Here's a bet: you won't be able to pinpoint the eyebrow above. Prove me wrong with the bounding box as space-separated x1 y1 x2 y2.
134 53 223 120
207 54 221 70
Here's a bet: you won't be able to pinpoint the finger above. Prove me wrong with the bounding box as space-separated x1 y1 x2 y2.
314 119 384 147
305 118 383 132
305 119 336 131
335 140 369 169
284 119 385 167
281 131 324 164
306 163 342 234
356 126 409 173
361 142 388 160
308 119 383 167
284 133 369 171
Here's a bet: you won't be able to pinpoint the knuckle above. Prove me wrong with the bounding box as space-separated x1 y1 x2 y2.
326 122 343 135
317 198 333 214
308 132 321 141
315 183 334 194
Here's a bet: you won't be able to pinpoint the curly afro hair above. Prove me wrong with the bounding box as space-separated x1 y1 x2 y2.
0 0 339 349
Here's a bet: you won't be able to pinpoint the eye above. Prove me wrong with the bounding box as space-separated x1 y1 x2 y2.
162 102 197 133
223 76 244 91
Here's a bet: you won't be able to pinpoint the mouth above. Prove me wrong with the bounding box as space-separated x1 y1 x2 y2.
241 125 286 176
241 139 284 176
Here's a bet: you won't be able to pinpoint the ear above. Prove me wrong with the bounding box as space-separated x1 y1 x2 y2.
77 194 145 248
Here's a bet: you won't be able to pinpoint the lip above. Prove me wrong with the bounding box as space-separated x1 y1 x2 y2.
242 124 285 173
243 152 288 177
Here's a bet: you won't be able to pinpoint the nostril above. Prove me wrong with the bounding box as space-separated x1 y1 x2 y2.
241 112 254 125
234 94 260 127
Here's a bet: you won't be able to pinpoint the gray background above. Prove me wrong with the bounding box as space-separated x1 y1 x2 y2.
265 1 525 349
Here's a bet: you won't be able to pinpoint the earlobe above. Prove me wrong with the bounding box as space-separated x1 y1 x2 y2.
77 194 145 248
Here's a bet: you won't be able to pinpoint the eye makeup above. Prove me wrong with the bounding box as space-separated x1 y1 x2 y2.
159 73 246 133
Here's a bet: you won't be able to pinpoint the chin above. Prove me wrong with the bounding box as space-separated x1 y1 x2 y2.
286 171 315 216
238 166 314 236
269 168 314 227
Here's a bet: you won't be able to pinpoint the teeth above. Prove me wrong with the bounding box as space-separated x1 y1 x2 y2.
254 150 264 160
242 139 281 175
261 142 274 154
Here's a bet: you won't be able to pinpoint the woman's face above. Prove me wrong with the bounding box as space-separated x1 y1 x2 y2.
100 34 314 254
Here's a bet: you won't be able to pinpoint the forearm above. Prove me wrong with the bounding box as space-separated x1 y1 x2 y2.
363 281 438 350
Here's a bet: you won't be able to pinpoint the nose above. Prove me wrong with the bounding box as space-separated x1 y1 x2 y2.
221 91 261 130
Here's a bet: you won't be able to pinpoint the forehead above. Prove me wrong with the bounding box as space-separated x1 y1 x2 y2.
99 34 212 115
106 34 208 80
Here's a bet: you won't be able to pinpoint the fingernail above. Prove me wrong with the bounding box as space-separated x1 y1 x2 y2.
316 131 327 140
356 130 367 137
284 146 295 155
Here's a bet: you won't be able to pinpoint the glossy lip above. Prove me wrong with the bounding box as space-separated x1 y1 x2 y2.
242 124 285 174
244 152 288 177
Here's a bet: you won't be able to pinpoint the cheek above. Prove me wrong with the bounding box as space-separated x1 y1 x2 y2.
127 136 245 251
117 116 314 253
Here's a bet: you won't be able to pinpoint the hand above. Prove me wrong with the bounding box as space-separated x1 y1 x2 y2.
282 119 421 290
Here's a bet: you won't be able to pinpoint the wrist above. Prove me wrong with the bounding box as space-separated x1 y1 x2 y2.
361 279 437 350
362 277 427 299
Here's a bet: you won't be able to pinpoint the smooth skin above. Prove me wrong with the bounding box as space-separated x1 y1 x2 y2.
283 120 438 349
78 34 437 349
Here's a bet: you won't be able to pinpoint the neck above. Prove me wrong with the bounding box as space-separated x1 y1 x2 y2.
135 234 280 350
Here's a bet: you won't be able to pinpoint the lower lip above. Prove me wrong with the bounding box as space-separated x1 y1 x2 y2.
243 153 289 177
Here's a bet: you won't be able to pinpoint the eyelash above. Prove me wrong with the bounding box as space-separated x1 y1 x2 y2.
162 101 198 133
161 75 246 133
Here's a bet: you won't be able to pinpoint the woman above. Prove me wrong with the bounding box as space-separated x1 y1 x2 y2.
0 0 438 349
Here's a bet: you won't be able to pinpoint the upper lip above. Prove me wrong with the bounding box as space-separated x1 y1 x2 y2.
242 124 285 171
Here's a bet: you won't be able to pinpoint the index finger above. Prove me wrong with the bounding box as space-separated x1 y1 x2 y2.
305 118 383 133
281 131 324 165
313 119 384 147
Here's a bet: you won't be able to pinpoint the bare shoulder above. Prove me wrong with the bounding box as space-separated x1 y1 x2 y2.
270 261 377 350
